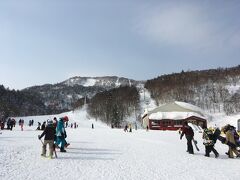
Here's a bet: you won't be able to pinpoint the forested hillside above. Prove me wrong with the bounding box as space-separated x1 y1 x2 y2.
145 65 240 115
23 83 104 111
0 85 49 118
87 86 140 127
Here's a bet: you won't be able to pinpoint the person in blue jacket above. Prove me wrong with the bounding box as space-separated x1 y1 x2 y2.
56 116 68 152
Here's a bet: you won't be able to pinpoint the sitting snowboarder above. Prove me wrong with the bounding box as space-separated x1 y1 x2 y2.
180 122 194 154
38 120 56 158
202 125 219 158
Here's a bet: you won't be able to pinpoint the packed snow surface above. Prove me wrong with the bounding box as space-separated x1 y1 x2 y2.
1 112 240 180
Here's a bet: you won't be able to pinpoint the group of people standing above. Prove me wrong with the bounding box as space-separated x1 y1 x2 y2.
0 118 23 131
38 116 70 159
180 122 240 159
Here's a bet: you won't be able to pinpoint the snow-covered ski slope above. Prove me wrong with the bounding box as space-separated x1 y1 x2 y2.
1 118 240 180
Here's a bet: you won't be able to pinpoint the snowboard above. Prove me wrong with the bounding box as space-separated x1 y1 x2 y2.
214 128 236 148
192 139 199 151
212 128 221 143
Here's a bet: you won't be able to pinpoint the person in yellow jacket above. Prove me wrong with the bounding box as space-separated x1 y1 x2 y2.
223 125 240 158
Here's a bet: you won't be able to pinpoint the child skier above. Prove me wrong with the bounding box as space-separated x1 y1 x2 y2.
38 120 56 158
202 125 219 158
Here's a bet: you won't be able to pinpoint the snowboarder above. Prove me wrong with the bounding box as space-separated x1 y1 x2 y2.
124 125 128 132
38 120 56 158
180 122 194 154
202 125 219 158
222 125 240 158
36 122 41 130
20 119 24 131
41 121 46 130
74 122 77 129
56 116 68 152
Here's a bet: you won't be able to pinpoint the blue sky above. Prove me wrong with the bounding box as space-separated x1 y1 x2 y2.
0 0 240 90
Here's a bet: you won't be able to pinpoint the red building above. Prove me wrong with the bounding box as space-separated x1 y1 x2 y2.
142 101 207 131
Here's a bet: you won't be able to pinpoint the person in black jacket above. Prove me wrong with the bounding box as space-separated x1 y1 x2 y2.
180 122 194 154
38 120 56 158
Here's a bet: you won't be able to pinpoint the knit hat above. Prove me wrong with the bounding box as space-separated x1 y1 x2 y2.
47 120 53 125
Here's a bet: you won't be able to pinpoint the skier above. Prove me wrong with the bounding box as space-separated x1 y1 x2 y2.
180 122 194 154
92 123 94 129
38 120 56 158
56 116 68 152
202 125 219 158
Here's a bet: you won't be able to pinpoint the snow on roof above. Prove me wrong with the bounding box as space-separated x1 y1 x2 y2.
147 101 206 120
149 111 205 121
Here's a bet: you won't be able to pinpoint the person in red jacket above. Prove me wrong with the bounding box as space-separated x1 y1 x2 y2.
180 122 194 154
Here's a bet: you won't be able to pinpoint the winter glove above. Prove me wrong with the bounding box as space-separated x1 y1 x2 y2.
61 132 65 138
38 135 41 140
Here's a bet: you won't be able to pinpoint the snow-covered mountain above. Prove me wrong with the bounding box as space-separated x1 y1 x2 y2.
61 76 143 88
20 76 144 115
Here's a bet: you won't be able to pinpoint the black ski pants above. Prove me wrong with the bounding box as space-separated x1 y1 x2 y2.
205 145 218 156
186 135 194 154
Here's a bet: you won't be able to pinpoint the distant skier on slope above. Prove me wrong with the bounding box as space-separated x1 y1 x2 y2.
38 120 56 158
180 122 194 154
202 125 219 158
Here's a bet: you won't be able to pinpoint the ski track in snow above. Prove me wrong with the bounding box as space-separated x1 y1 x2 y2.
1 126 240 180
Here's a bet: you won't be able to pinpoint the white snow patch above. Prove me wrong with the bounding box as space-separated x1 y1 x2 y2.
115 78 121 87
226 84 240 94
83 79 97 87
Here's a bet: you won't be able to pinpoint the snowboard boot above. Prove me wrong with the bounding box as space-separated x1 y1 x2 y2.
65 143 70 148
60 147 66 152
